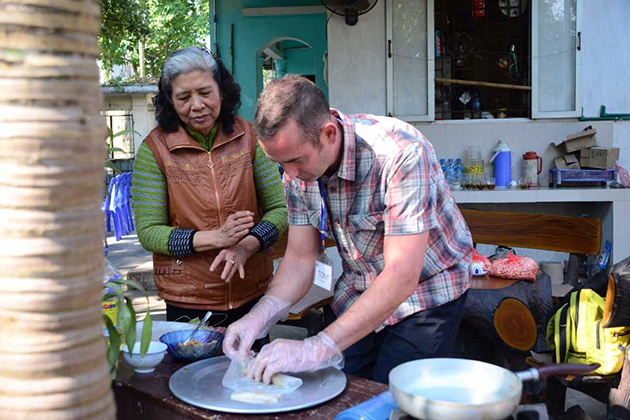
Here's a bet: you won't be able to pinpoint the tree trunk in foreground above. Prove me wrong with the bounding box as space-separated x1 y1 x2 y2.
0 1 115 418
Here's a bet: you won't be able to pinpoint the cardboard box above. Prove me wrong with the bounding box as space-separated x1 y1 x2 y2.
554 154 581 169
580 147 620 169
552 127 598 153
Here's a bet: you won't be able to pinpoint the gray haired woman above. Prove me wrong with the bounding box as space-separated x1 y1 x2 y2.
131 46 287 326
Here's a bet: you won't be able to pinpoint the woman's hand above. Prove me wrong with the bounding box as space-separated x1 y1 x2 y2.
210 235 260 282
214 211 255 248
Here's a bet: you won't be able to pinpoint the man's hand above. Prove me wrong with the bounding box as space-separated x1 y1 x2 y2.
210 236 260 282
214 211 255 248
247 332 343 384
222 295 291 358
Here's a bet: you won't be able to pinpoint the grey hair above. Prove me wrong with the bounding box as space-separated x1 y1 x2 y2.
159 47 218 98
153 46 242 133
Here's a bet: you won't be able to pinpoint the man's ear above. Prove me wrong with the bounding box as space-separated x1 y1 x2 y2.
321 121 337 146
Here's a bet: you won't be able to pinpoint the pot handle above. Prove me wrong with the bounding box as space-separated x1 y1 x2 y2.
517 363 600 382
537 156 543 174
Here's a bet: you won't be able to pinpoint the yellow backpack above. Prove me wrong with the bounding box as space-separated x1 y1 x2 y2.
547 288 630 376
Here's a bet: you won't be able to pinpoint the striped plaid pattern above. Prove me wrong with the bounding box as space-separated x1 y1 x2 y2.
284 110 472 331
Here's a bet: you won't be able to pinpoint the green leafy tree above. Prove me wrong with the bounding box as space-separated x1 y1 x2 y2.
99 0 210 83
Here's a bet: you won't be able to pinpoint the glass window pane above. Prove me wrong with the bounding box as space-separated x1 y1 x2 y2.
537 0 577 113
393 0 428 116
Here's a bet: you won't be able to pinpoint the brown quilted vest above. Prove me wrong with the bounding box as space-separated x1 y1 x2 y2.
143 116 273 310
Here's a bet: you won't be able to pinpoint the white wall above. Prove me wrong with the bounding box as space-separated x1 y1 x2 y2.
581 0 630 118
104 94 156 153
418 119 613 185
582 0 630 173
327 0 630 173
614 122 630 171
327 1 630 264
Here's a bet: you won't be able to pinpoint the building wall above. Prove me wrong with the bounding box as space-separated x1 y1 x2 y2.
328 0 386 116
216 0 328 121
327 1 630 263
104 93 156 153
284 48 317 77
327 1 630 171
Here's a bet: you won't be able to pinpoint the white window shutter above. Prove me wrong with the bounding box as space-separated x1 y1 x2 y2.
386 0 434 122
532 0 583 118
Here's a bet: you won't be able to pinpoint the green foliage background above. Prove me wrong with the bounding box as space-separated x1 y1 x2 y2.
99 0 210 84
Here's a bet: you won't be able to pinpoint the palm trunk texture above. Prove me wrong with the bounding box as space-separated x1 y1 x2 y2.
0 1 115 418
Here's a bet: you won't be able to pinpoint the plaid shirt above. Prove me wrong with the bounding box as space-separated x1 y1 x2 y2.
284 110 472 331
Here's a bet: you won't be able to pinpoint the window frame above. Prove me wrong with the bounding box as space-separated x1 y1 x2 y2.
531 0 583 119
385 0 582 122
386 0 435 122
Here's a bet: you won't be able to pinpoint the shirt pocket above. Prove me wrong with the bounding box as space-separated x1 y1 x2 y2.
307 209 324 232
348 213 384 259
152 254 193 293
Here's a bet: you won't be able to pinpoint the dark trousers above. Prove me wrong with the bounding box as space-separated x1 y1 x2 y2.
166 297 261 327
341 290 468 384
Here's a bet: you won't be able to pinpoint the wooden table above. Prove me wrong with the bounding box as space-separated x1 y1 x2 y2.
113 355 388 420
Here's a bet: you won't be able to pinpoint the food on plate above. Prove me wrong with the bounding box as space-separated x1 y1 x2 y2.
177 339 217 348
241 365 302 389
230 389 281 404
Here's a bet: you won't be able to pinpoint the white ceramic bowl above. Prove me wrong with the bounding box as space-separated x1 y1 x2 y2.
122 341 167 373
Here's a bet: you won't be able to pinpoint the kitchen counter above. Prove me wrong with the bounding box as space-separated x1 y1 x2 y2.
113 355 388 420
452 186 630 203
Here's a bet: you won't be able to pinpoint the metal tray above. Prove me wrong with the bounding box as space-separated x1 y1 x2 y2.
169 356 347 414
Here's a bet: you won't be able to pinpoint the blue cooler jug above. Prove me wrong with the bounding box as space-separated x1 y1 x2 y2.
490 140 511 187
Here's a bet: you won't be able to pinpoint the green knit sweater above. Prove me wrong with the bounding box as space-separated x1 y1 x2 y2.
131 124 287 256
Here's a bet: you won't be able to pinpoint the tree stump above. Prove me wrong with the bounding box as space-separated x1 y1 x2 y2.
603 256 630 328
494 298 538 351
456 273 552 370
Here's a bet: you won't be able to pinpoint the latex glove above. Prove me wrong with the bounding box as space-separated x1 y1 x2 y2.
210 236 259 282
222 295 291 358
214 211 255 248
247 331 344 384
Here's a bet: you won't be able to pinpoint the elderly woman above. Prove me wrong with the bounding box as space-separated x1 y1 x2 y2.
132 46 288 325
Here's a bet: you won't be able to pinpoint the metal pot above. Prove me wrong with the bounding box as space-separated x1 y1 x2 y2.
389 358 598 420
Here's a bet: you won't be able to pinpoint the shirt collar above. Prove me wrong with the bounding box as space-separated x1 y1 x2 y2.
330 108 356 182
184 123 220 151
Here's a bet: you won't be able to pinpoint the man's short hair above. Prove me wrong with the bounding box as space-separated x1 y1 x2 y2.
255 75 330 147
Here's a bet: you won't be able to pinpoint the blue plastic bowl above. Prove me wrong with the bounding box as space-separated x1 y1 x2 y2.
159 329 224 362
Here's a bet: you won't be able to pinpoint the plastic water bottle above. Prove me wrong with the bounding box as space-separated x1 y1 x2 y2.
440 158 447 177
450 158 462 190
454 158 463 188
471 91 481 119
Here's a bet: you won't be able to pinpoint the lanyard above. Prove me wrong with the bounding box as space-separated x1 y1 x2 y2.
317 178 328 254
